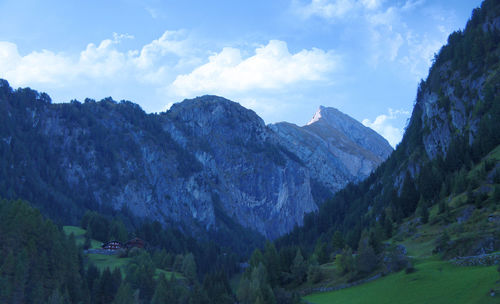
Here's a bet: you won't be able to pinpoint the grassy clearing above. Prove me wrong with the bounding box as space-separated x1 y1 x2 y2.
63 225 101 248
319 262 337 270
87 253 185 280
155 269 185 281
63 225 184 280
304 259 499 304
63 225 86 237
87 253 131 276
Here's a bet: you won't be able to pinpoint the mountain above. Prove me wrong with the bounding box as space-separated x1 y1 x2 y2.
163 95 318 239
0 87 390 241
278 0 500 257
270 106 392 199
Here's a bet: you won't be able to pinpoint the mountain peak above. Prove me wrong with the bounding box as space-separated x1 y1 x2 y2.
303 105 393 160
306 105 326 125
306 105 351 127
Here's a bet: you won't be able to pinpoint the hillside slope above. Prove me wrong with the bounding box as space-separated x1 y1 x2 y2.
278 0 500 255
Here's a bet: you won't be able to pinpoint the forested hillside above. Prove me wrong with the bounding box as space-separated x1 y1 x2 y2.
235 1 500 301
0 197 251 303
227 2 500 303
277 0 500 254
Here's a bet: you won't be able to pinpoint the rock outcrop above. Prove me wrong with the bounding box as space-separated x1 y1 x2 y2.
270 106 392 196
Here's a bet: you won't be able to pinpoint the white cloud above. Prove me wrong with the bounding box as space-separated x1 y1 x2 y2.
401 0 425 12
171 40 339 97
0 32 339 119
134 30 190 69
0 30 192 89
295 0 383 20
0 42 74 86
295 0 453 76
145 6 160 19
361 0 383 10
399 30 444 80
362 108 410 147
297 0 356 19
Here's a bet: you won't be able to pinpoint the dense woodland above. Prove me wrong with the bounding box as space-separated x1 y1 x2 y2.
1 0 500 303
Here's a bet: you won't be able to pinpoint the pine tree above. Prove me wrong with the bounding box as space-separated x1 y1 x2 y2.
332 231 345 252
313 241 329 264
181 253 197 283
96 268 115 304
151 274 171 304
399 172 419 217
263 241 280 287
356 238 378 274
249 249 264 269
112 282 135 304
335 247 354 275
290 249 306 285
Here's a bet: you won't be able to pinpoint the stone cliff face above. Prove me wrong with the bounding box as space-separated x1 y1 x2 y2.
270 106 392 195
416 15 500 161
0 85 391 239
163 96 318 238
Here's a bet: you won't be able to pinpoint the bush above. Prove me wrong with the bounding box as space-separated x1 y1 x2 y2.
307 264 322 284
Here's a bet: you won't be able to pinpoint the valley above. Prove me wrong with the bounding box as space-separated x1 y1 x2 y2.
0 0 499 303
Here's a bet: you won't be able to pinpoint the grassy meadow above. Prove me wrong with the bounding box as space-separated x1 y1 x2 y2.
63 225 184 280
304 258 499 304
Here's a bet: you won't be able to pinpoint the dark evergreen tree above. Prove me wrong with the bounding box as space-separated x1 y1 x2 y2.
399 173 419 217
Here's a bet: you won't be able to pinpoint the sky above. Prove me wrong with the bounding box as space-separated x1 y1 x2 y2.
0 0 482 147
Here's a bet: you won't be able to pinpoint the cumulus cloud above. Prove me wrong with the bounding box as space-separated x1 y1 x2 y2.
0 30 191 89
133 30 190 69
0 32 339 118
171 40 339 97
362 108 410 147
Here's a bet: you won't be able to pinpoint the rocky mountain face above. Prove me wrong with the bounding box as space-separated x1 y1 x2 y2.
0 84 390 240
270 106 392 197
418 15 500 161
162 96 319 239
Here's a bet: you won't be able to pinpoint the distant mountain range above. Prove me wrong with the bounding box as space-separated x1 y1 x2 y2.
0 81 391 240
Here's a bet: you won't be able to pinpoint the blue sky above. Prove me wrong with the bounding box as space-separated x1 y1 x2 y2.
0 0 482 146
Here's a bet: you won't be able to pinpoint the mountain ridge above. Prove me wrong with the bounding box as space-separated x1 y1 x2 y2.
0 85 392 241
270 105 392 199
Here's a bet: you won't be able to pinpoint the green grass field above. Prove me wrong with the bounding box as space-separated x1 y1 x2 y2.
63 225 184 280
63 225 86 237
87 253 131 275
63 225 102 248
87 252 184 280
155 269 185 281
304 259 499 304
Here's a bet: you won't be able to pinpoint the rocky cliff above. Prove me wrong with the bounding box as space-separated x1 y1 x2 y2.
270 106 392 197
0 85 390 239
418 14 500 160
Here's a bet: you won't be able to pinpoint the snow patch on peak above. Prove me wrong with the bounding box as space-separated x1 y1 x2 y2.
307 105 326 126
